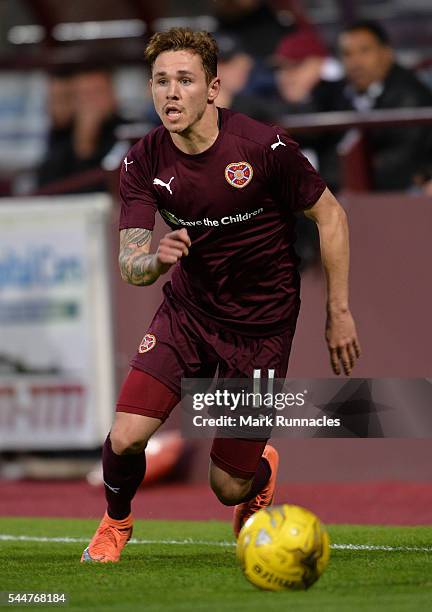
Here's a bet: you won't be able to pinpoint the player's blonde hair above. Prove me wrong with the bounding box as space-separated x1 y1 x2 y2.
145 27 218 84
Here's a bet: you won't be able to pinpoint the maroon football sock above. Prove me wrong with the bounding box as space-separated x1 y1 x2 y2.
239 457 271 503
102 434 146 520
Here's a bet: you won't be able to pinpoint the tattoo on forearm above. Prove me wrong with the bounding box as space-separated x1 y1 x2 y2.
120 228 152 249
123 252 155 285
119 228 156 285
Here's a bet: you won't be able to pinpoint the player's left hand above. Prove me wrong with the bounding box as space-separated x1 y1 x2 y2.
325 310 361 376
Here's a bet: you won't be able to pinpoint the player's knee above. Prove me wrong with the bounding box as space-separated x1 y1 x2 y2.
210 476 251 506
213 491 238 506
109 430 148 456
110 412 159 455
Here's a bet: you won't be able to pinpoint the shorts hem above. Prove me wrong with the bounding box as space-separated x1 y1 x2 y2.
116 403 170 422
129 360 181 397
210 449 258 480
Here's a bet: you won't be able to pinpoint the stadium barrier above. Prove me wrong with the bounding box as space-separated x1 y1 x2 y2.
281 107 432 191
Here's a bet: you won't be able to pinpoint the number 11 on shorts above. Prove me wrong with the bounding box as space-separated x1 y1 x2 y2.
253 369 275 406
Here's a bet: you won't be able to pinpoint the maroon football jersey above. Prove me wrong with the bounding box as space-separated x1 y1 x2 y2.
119 108 326 336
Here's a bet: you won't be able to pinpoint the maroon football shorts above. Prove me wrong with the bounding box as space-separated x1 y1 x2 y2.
116 287 296 479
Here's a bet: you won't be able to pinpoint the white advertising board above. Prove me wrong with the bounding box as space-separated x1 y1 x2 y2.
0 194 115 449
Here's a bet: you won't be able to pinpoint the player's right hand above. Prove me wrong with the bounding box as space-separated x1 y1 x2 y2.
325 309 361 376
154 228 191 275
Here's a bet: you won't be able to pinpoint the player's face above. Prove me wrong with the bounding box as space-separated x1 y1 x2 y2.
150 50 218 134
339 30 393 92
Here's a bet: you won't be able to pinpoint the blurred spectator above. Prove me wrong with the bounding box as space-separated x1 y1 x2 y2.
269 27 344 190
34 69 74 191
334 20 432 191
36 66 125 193
213 0 288 58
221 27 340 123
272 28 341 108
260 27 342 269
412 167 432 196
215 34 254 110
421 179 432 196
45 69 75 147
214 32 275 123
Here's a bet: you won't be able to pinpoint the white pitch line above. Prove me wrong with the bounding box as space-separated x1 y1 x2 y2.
0 535 88 544
332 543 432 553
1 534 432 552
0 534 234 547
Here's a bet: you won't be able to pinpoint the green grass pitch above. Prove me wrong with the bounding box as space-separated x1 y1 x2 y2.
1 517 432 611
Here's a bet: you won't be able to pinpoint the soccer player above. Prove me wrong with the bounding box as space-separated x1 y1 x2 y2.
81 28 360 562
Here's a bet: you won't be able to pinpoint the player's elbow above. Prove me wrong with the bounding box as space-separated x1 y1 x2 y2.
333 202 347 229
306 188 347 229
320 199 347 233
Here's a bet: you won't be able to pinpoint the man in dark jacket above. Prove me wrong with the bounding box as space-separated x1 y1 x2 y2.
36 67 125 194
335 20 432 191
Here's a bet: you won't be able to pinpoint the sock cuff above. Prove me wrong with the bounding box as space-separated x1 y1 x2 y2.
105 511 133 528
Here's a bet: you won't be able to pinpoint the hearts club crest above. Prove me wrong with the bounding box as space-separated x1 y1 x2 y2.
225 161 253 189
138 333 157 353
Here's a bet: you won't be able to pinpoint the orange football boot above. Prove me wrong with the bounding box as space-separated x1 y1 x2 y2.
81 512 133 562
233 445 279 538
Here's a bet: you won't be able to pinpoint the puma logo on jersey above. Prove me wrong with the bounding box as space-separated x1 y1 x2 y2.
271 134 286 150
153 176 175 195
124 158 134 171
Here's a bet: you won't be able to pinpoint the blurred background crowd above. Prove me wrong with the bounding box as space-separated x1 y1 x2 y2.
1 0 432 200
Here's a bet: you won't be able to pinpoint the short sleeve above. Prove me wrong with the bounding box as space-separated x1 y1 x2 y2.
119 144 157 231
266 132 326 212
